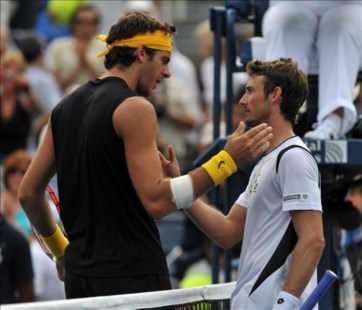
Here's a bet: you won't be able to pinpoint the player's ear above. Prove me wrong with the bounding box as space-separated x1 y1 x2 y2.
273 86 282 99
135 45 146 61
270 86 282 104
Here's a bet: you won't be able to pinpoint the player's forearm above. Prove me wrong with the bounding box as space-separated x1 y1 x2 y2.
282 239 325 297
144 168 214 219
185 199 239 249
19 194 55 236
19 183 69 259
189 167 216 198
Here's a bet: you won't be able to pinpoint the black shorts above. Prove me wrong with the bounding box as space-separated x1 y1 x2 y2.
65 271 172 299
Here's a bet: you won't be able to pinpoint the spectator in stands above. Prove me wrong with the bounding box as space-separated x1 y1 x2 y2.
194 19 248 123
0 0 41 39
7 1 42 34
44 4 105 92
0 212 35 304
0 50 39 159
150 79 198 172
169 46 202 128
1 150 33 239
16 32 63 144
192 18 249 174
34 0 73 44
1 148 65 302
169 45 205 167
262 1 362 139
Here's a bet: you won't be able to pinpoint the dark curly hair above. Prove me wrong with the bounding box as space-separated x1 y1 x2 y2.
103 11 176 69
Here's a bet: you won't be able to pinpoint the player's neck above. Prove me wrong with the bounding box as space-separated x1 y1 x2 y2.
100 67 139 91
266 119 295 153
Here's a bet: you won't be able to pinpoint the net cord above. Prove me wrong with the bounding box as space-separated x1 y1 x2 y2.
2 282 236 310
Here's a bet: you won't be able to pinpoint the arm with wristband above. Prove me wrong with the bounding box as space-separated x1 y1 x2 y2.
19 120 68 280
168 122 272 210
20 193 68 281
41 224 69 259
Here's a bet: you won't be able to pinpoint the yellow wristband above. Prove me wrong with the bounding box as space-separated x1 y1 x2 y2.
42 224 69 259
202 150 237 186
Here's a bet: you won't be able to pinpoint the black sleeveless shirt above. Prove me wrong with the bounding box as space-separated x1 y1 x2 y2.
51 77 169 278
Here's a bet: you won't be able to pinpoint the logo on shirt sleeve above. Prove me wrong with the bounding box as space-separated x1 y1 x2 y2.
283 193 309 202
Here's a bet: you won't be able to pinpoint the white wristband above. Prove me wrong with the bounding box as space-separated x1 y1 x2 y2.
170 175 194 210
272 291 299 310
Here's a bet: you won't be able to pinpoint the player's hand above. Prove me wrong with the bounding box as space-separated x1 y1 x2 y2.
159 145 181 178
55 256 66 282
224 122 273 167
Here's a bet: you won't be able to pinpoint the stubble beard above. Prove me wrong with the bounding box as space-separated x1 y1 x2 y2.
246 110 270 128
135 81 151 98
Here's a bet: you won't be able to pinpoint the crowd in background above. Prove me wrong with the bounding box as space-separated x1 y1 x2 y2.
0 0 361 308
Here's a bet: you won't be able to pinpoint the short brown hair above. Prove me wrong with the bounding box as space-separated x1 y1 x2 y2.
246 58 308 125
104 11 176 69
2 149 32 189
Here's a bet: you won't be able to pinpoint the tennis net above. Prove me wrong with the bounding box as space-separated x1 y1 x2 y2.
2 281 236 310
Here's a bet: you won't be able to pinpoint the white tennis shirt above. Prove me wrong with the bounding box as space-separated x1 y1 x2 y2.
231 136 322 309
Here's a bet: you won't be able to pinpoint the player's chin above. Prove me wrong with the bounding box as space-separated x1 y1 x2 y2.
152 82 159 91
246 118 262 128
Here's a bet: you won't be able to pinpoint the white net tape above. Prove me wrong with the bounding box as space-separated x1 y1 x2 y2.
2 281 236 310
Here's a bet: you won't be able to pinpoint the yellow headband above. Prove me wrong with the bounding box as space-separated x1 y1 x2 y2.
97 30 173 57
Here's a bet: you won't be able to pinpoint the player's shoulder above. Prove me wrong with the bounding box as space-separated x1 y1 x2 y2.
121 95 154 111
114 95 156 125
276 139 316 172
278 144 313 163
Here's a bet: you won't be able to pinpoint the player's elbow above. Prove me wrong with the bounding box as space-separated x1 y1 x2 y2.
218 241 234 250
309 235 325 258
148 208 167 220
218 234 241 250
144 200 171 220
18 182 31 205
314 236 325 255
18 180 41 206
213 228 243 250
